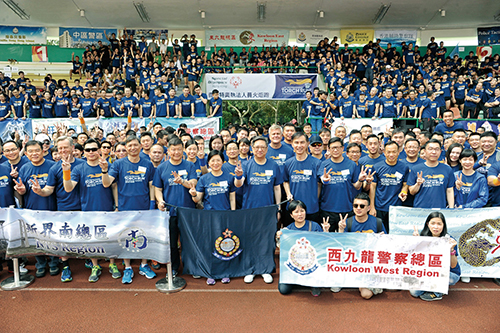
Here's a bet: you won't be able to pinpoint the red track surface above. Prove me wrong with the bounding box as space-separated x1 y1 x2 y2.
0 257 498 332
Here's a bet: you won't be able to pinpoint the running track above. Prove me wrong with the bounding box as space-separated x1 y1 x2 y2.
0 257 498 332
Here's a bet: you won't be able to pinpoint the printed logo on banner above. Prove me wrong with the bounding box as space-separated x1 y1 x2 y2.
297 32 307 42
286 237 319 275
230 76 242 88
213 229 242 261
285 78 312 88
119 228 148 252
459 219 500 267
345 33 355 43
240 31 255 45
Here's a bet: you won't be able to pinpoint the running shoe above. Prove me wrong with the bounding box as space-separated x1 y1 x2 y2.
139 264 156 279
122 268 134 284
61 266 72 282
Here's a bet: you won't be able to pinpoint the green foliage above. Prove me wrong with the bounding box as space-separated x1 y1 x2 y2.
222 100 301 126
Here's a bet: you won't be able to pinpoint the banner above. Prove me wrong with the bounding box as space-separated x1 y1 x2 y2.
144 117 220 141
279 230 450 293
59 28 117 48
205 74 318 100
0 25 47 44
177 205 278 279
340 29 374 45
0 208 170 263
329 118 394 135
295 30 330 45
463 119 500 135
122 29 168 40
31 46 48 62
206 29 289 47
31 118 99 138
0 118 32 142
477 26 500 46
375 29 417 47
389 206 500 278
477 46 493 61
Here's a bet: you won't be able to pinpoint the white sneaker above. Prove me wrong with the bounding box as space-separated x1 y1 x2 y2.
330 287 342 293
244 274 255 283
461 276 471 283
192 275 201 279
262 274 273 284
370 288 383 295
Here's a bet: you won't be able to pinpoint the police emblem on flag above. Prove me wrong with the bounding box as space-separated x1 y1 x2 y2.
286 237 318 275
213 228 242 261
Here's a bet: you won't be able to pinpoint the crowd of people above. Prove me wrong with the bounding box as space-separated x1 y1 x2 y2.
1 105 500 299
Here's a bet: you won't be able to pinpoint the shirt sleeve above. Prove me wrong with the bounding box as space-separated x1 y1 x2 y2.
108 160 120 181
407 168 417 186
46 165 58 187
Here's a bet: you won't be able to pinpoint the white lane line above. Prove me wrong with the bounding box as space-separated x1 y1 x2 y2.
13 287 500 293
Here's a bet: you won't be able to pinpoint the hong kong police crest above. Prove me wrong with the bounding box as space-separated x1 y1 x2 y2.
286 237 318 275
213 229 242 261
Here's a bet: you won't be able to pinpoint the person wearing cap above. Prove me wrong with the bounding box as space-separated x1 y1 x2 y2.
283 132 322 224
309 135 324 161
35 133 54 162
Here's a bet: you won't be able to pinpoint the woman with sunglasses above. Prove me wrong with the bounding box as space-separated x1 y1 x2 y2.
410 211 460 301
114 142 127 160
100 140 114 164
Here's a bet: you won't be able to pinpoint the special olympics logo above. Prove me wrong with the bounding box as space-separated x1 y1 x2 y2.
230 76 242 89
286 237 318 275
118 228 148 253
239 30 255 45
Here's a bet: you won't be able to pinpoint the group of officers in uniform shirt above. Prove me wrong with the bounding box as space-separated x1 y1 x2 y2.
1 113 500 289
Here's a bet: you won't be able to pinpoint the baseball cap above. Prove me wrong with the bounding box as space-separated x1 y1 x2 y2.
310 135 322 145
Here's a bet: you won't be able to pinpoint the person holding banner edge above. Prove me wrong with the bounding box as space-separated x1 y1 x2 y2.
410 211 460 301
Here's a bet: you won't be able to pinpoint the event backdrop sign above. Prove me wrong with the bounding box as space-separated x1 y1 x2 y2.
329 118 393 135
477 26 500 46
0 208 171 263
0 118 32 142
340 29 374 45
389 206 500 278
374 29 417 47
0 25 47 44
206 29 289 47
122 29 168 40
295 30 330 45
462 119 500 135
144 117 220 141
59 28 117 48
205 74 317 100
279 230 451 293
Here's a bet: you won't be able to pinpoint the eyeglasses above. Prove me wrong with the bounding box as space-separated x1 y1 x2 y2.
84 148 98 152
330 146 342 150
347 150 361 154
102 146 111 149
353 204 366 209
253 146 267 150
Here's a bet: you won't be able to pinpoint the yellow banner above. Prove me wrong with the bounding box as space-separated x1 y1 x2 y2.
340 29 374 45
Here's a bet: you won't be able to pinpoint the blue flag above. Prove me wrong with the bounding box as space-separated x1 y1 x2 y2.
177 205 278 279
449 43 460 58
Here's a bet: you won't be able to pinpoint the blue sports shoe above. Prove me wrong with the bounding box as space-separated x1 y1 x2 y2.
139 264 157 279
122 267 134 284
61 267 72 282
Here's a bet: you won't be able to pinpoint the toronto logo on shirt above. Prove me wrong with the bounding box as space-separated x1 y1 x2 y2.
213 229 242 261
118 228 148 252
286 237 319 275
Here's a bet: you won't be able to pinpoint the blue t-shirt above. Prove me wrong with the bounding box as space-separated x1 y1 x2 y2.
2 155 30 171
420 98 439 119
434 122 464 139
286 220 322 232
310 97 326 117
196 171 236 210
0 164 15 207
194 93 207 117
9 95 25 118
54 96 69 117
167 96 179 117
79 97 96 117
407 163 454 208
372 160 410 211
319 157 360 212
266 144 294 176
109 157 155 211
380 97 397 118
210 97 223 117
453 171 488 208
71 162 114 211
339 96 355 118
122 96 139 117
487 162 500 207
283 155 321 214
359 154 385 171
0 101 10 118
347 215 386 233
18 159 56 210
46 159 84 211
453 82 467 99
41 99 54 118
153 159 197 212
241 158 282 209
139 97 153 118
154 94 168 117
178 94 195 117
365 95 380 118
97 97 113 117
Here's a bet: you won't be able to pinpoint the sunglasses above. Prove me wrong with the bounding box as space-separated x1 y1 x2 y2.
353 204 366 209
43 140 50 145
84 148 99 152
101 146 111 149
311 143 322 147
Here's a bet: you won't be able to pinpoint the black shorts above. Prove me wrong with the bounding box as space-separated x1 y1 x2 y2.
444 96 451 101
455 98 465 105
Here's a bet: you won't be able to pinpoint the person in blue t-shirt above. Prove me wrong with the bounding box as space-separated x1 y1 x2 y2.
283 132 322 223
208 89 223 118
78 89 96 117
378 89 397 118
53 88 70 117
234 136 282 285
178 86 195 118
166 88 179 118
122 87 139 117
410 211 460 301
139 89 153 118
454 149 488 208
154 137 197 277
434 110 464 139
14 140 58 278
101 135 156 284
276 200 330 297
419 92 439 132
408 139 455 208
193 85 208 117
333 192 385 299
369 141 410 232
338 89 355 119
2 140 29 176
452 75 467 115
463 82 483 119
319 137 370 232
96 90 112 118
308 91 327 134
152 87 168 118
358 134 385 171
0 163 16 207
10 88 26 119
62 138 120 282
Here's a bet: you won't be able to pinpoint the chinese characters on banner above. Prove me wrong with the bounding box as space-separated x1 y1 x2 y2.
206 29 289 47
144 117 220 141
280 230 450 293
374 29 417 47
59 28 117 48
0 25 47 44
1 208 171 263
